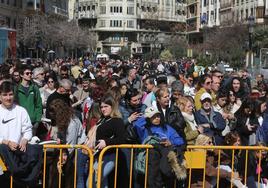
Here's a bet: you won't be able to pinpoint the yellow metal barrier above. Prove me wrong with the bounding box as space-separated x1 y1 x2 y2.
96 144 153 188
1 144 268 188
96 145 268 188
43 144 94 188
0 156 13 188
187 145 268 188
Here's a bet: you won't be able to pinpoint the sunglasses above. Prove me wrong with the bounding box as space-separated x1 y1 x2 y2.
24 72 32 76
202 98 211 103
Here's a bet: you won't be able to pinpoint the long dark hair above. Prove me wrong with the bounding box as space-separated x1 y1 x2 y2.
49 99 74 132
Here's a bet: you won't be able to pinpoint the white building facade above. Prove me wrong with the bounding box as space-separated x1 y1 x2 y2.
74 0 187 56
200 0 220 28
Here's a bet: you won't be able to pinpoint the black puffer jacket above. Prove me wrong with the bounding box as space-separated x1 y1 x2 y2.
157 102 186 143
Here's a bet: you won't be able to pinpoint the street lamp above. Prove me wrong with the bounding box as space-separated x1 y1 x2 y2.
259 48 268 69
247 15 255 71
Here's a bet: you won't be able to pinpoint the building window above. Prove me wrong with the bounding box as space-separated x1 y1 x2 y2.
210 11 214 21
13 19 16 28
245 9 248 18
6 0 9 5
1 0 4 4
92 5 95 10
110 6 122 13
110 20 123 27
256 7 264 18
203 0 207 7
87 6 90 10
100 6 106 14
78 6 81 11
100 20 106 27
13 0 17 6
127 7 134 15
251 8 253 16
127 20 134 28
6 17 10 27
83 6 86 11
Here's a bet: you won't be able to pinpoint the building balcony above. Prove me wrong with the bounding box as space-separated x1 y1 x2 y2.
78 11 97 19
187 0 198 5
220 2 232 10
47 6 68 17
187 13 198 19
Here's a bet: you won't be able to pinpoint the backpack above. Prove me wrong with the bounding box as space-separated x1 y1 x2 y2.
134 135 161 174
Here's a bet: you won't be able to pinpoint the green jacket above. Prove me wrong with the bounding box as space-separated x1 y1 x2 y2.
15 83 43 123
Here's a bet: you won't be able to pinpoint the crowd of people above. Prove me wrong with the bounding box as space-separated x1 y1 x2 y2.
0 57 267 188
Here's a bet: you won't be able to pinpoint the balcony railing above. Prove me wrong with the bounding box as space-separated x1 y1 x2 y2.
188 0 198 5
78 11 97 19
220 2 232 9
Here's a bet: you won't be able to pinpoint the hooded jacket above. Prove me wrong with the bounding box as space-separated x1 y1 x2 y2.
133 117 184 146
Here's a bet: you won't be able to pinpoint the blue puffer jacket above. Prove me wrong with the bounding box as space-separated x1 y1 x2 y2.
132 117 184 146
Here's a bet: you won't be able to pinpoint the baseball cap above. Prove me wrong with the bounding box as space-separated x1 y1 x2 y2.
144 106 161 118
200 92 212 101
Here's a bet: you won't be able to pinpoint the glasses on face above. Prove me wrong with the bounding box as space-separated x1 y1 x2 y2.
24 72 32 76
205 81 211 85
216 75 223 78
202 98 211 103
48 80 54 84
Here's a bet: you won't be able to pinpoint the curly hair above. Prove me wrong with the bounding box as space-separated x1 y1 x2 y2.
49 99 74 132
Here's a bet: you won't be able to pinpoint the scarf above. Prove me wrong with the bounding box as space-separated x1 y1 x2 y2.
182 112 197 131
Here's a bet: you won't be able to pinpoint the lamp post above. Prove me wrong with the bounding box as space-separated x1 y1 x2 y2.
247 15 255 72
260 48 268 68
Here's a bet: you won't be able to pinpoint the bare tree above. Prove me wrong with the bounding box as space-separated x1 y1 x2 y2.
17 12 97 58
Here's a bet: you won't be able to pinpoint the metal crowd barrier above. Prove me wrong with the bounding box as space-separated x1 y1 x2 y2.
186 145 268 188
42 144 94 188
1 144 268 188
96 144 154 188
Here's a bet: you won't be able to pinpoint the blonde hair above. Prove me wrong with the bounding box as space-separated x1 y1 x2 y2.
195 134 212 146
155 86 169 99
177 97 192 112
